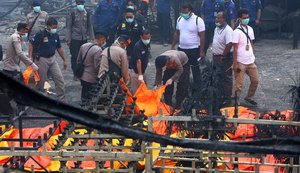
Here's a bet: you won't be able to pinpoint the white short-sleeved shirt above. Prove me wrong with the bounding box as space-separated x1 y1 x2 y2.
176 13 205 49
212 24 233 55
232 25 255 64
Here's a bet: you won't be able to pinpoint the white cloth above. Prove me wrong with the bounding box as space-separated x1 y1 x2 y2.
176 13 205 49
212 25 233 55
232 25 255 65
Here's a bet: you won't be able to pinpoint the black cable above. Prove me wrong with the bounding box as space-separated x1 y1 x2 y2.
0 71 300 155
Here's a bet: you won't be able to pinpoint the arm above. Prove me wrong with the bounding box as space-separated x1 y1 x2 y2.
233 43 238 72
66 13 72 45
94 50 102 72
255 9 261 25
76 46 84 64
13 39 32 66
137 59 143 76
57 48 67 70
171 30 179 50
199 31 205 57
201 0 205 21
121 51 129 84
154 67 163 86
152 0 157 9
98 53 109 78
223 43 232 56
230 19 235 29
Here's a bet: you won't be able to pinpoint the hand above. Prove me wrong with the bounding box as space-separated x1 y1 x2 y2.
171 46 176 50
166 79 173 86
138 75 144 82
233 62 238 72
31 63 39 71
153 85 158 90
200 51 205 59
255 19 260 25
63 61 67 70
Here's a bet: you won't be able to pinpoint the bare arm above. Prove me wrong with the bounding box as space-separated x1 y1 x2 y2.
57 48 67 70
199 31 205 57
171 30 179 50
256 9 261 25
223 43 233 56
137 59 143 76
233 43 238 72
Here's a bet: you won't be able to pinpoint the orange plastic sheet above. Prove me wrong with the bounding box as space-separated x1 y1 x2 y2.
134 83 167 116
23 66 40 85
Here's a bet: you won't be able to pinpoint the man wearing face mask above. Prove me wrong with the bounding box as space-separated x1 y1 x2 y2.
26 0 48 60
212 12 234 105
3 23 39 80
31 17 68 102
126 1 146 26
66 0 94 81
129 29 151 94
117 8 144 59
201 0 225 54
77 31 108 102
98 35 130 85
171 4 205 87
154 50 189 109
232 9 259 106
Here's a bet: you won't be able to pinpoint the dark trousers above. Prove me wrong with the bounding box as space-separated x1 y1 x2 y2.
249 21 260 41
80 80 96 102
178 47 201 84
204 23 215 54
157 12 171 43
70 39 87 75
163 63 190 108
213 55 233 101
2 70 23 82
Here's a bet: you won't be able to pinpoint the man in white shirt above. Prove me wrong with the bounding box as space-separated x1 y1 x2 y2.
212 11 233 104
232 9 259 106
171 3 205 85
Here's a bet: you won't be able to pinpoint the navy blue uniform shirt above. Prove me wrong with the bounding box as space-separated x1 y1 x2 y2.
225 0 237 22
32 29 61 58
157 0 171 14
129 40 150 74
201 0 224 24
240 0 262 22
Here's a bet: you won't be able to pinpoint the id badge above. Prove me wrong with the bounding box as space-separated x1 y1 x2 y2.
246 44 249 51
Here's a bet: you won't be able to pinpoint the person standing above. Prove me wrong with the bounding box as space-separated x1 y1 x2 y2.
129 29 151 94
171 4 205 85
224 0 237 29
154 50 189 109
212 12 234 104
98 35 130 85
31 17 67 102
232 9 259 106
240 0 262 38
66 0 94 80
26 0 48 59
117 8 144 59
92 0 122 46
153 0 171 46
3 23 39 80
77 32 108 102
201 0 224 54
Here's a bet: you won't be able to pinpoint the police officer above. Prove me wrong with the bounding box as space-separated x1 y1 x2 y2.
92 0 122 46
126 0 146 26
154 50 189 109
3 23 38 80
66 0 94 80
26 0 49 59
98 35 130 85
240 0 262 38
31 17 67 102
201 0 224 54
77 32 108 102
129 29 151 94
224 0 237 29
117 8 144 58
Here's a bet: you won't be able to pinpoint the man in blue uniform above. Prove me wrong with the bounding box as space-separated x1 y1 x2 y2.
240 0 262 38
224 0 237 29
117 8 144 58
201 0 224 54
129 29 151 94
32 17 67 102
153 0 171 46
92 0 122 46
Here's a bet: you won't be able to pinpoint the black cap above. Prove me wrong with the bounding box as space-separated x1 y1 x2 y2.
94 31 108 39
118 34 131 44
32 0 41 6
76 0 85 3
155 55 168 68
17 23 29 31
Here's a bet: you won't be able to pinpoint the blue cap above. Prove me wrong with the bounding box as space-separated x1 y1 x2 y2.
118 34 131 44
